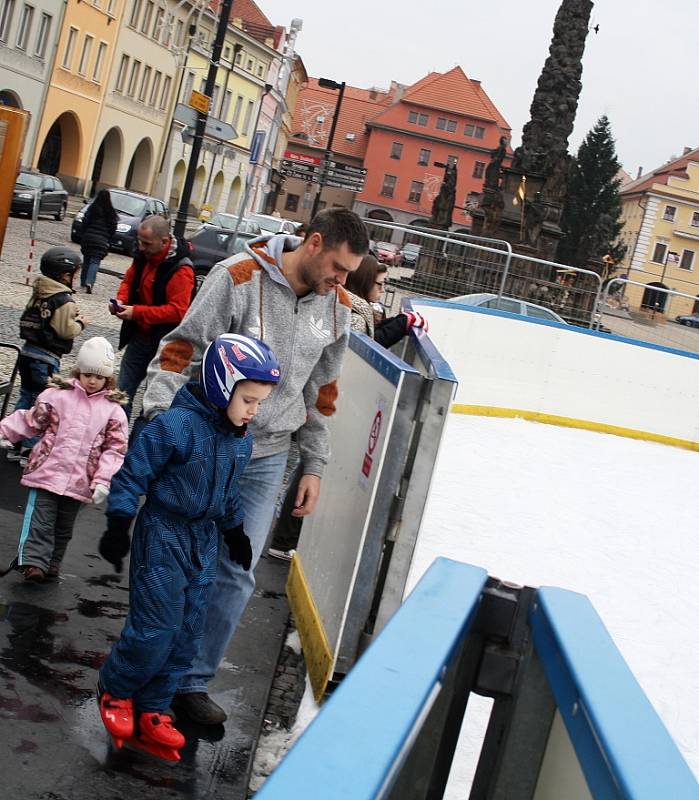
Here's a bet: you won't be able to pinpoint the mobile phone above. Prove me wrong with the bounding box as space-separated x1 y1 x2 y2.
110 298 124 311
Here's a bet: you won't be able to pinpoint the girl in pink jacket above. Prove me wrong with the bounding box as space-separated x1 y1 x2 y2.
0 337 128 581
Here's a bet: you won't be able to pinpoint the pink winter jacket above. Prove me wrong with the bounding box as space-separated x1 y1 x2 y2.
0 377 129 503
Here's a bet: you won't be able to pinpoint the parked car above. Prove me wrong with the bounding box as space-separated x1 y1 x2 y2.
186 225 257 293
200 213 262 235
12 171 68 220
247 213 298 235
448 292 567 324
675 313 699 328
71 189 169 254
374 241 401 267
400 242 422 267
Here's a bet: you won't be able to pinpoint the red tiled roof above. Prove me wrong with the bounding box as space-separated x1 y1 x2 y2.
402 66 508 127
289 79 393 159
621 146 699 195
231 0 273 28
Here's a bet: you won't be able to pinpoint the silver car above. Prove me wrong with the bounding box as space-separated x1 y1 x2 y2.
448 292 567 324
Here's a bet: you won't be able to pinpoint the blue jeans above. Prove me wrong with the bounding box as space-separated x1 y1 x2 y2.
16 354 60 448
177 449 289 694
80 255 101 287
117 335 158 420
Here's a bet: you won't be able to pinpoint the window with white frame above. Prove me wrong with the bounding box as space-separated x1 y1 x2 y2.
408 180 423 203
159 75 171 109
152 7 163 40
62 26 78 69
220 89 232 119
663 205 677 222
140 0 153 34
472 160 485 178
234 48 242 64
474 126 485 139
380 174 397 197
174 18 183 46
77 34 92 75
92 40 106 81
417 148 430 166
242 99 254 135
15 3 33 50
390 141 403 159
0 0 16 43
149 70 161 106
128 0 141 28
181 71 193 102
34 10 50 57
464 123 475 137
417 113 428 126
115 54 128 91
106 0 115 14
408 110 418 124
138 65 151 101
231 95 243 128
680 249 695 271
651 241 668 264
691 211 699 228
127 59 141 96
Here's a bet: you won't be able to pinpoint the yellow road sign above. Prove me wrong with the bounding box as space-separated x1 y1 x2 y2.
189 90 210 115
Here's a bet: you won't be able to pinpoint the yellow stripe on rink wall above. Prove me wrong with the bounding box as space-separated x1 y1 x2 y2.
286 553 334 702
451 404 699 453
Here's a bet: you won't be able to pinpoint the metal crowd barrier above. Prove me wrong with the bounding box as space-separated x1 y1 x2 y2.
257 559 699 799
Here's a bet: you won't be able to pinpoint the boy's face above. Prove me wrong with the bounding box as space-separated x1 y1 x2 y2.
58 270 75 288
227 380 273 427
79 372 107 394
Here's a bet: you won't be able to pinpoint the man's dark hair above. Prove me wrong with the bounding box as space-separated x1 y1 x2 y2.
306 208 369 255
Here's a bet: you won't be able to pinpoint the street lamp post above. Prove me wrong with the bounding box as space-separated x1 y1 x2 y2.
310 78 345 221
173 0 236 238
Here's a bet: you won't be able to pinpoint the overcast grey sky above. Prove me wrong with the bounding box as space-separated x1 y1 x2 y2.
259 0 695 177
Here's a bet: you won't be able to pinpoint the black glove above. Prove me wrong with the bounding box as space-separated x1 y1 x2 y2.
99 516 133 573
222 524 252 571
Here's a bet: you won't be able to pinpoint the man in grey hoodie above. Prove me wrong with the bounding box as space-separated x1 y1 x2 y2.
140 207 369 724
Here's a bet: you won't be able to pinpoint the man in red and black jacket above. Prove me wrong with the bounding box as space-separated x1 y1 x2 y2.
110 215 194 420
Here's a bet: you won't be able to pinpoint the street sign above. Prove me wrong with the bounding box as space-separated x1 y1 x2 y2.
280 167 319 183
321 160 367 176
189 90 210 114
283 149 321 166
250 130 265 163
280 159 319 174
174 103 237 141
325 178 365 193
326 169 364 184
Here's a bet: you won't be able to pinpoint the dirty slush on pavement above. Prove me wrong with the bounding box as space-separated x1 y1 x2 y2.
0 211 302 799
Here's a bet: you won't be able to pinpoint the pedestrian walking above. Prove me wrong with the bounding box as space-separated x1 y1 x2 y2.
111 215 194 420
267 254 429 561
79 189 118 293
8 247 86 464
0 337 127 581
96 334 280 761
140 207 369 724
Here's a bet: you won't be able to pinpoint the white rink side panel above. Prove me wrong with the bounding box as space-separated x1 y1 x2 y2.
409 300 699 449
406 414 699 784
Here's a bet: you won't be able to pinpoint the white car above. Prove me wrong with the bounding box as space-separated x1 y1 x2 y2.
248 213 298 235
448 292 567 324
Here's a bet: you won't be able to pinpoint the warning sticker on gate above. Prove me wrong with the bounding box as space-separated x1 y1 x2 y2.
359 396 388 488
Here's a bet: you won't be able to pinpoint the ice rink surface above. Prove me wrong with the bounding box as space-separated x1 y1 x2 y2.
406 414 699 790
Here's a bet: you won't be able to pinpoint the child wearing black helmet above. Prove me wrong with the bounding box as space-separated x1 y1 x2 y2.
95 334 280 761
9 247 86 464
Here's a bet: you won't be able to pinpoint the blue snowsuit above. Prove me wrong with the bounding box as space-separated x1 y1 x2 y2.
99 382 252 711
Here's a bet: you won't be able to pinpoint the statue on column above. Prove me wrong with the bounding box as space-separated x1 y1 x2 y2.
430 161 457 229
484 135 509 190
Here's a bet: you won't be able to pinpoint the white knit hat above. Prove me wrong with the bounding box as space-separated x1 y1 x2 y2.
76 337 115 378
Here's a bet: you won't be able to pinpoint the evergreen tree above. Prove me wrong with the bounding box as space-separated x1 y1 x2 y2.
557 116 627 269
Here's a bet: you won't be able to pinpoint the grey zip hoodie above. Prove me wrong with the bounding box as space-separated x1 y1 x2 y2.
142 234 352 477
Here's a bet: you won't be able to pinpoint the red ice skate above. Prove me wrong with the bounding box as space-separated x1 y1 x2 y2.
98 692 134 748
123 712 185 763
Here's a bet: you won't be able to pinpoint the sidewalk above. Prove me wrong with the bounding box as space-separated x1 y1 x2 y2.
0 452 291 799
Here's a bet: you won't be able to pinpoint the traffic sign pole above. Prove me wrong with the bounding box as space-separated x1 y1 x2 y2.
173 0 235 238
310 80 346 221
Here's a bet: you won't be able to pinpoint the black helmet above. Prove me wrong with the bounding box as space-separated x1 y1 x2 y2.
40 247 82 278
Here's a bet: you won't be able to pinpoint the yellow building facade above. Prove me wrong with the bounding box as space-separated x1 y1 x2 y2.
619 147 699 317
33 0 126 193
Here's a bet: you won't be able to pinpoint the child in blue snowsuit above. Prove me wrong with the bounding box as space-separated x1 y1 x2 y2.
96 334 281 757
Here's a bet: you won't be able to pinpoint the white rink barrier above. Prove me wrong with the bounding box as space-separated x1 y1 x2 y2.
405 298 699 451
287 332 456 700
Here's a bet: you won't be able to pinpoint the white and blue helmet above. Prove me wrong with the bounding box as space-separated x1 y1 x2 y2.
201 334 281 409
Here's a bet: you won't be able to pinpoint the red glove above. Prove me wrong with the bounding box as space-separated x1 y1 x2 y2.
404 310 429 333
